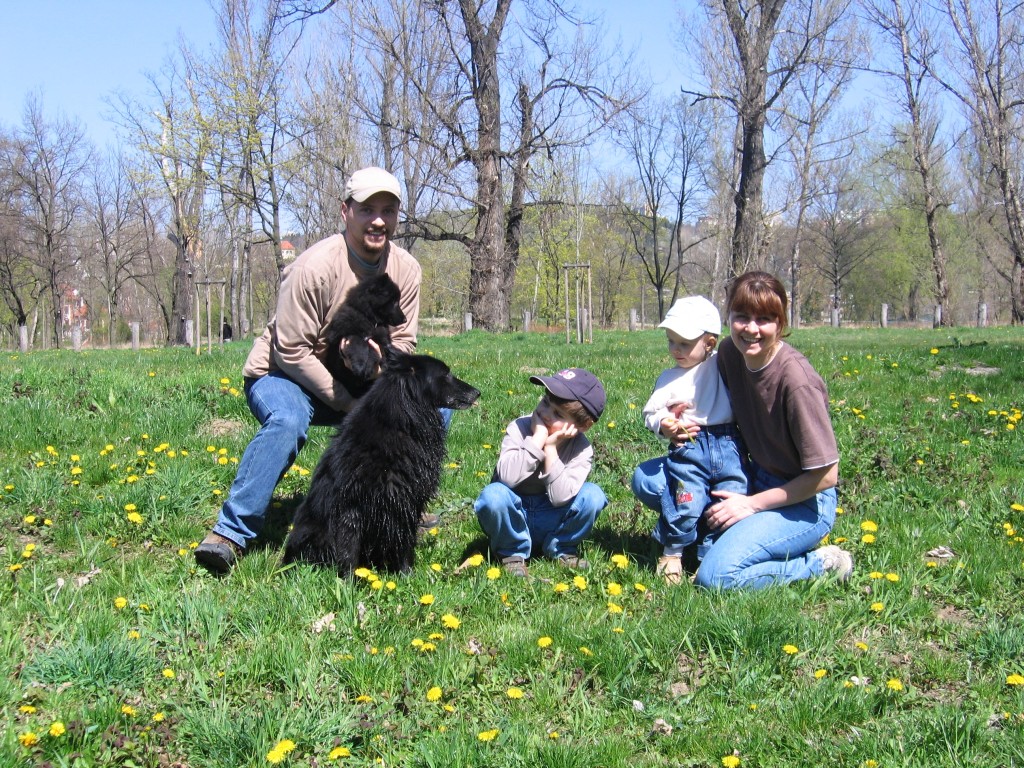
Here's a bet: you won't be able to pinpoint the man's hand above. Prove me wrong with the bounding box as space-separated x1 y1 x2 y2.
338 337 384 379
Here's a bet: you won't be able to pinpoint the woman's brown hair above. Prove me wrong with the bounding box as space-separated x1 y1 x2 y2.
726 271 789 335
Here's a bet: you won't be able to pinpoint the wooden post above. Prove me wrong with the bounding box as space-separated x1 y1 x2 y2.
933 305 942 328
131 322 141 350
463 313 473 332
881 303 888 328
564 268 571 344
978 303 987 327
523 310 531 332
629 308 638 332
71 326 82 351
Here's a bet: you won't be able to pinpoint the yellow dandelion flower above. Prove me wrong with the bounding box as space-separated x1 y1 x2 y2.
18 705 37 714
128 629 141 640
430 562 442 572
465 553 485 567
441 613 461 629
611 553 629 569
885 573 899 582
887 678 904 692
579 646 593 656
634 582 648 592
930 348 939 355
506 687 524 699
572 575 588 590
860 520 878 532
814 669 827 679
782 644 799 655
49 721 66 737
355 694 373 703
606 582 623 596
121 705 137 717
419 594 435 606
855 641 868 651
486 567 501 580
722 756 741 768
607 602 624 614
152 712 165 722
426 686 443 702
1007 674 1024 686
114 597 128 610
127 512 143 525
124 503 137 512
8 563 23 572
18 731 39 747
537 636 553 648
553 582 569 593
861 534 876 544
162 668 175 679
548 731 560 739
329 746 351 759
477 728 499 742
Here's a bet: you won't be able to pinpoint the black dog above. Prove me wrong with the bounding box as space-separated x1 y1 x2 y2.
323 274 406 398
283 352 480 575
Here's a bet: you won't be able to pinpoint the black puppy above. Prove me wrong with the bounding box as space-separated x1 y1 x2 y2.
283 352 480 575
323 274 406 398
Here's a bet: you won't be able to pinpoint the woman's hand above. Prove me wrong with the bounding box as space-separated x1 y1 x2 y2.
704 490 757 532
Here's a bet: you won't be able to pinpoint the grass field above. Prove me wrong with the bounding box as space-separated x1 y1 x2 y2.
2 326 1023 767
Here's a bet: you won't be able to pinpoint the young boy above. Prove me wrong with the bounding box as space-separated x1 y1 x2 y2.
475 368 608 577
634 296 748 584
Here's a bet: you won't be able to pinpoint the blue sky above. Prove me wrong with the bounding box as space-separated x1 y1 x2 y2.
1 0 219 147
0 0 684 149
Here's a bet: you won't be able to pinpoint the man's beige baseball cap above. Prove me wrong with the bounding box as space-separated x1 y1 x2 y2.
344 167 402 203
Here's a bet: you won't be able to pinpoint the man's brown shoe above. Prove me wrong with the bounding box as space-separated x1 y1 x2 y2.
194 533 241 576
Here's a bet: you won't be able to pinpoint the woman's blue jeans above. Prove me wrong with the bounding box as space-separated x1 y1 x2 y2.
213 371 452 549
632 459 836 589
474 481 607 560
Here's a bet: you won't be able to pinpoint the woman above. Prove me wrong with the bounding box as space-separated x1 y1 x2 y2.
632 271 852 589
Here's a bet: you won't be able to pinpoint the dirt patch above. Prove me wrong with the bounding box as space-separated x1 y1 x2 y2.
203 418 247 438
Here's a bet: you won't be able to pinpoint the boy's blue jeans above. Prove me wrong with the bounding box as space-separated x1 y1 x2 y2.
474 482 607 560
653 425 747 554
213 371 452 549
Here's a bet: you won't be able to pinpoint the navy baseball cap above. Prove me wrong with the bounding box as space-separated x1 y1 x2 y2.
530 368 606 421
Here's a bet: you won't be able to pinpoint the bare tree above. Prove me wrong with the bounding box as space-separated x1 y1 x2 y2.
866 0 954 326
117 54 211 345
807 151 880 323
613 95 713 319
777 20 860 327
934 0 1024 322
85 148 155 345
686 0 854 276
3 95 91 348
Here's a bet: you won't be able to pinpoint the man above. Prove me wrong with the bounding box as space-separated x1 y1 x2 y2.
195 167 422 575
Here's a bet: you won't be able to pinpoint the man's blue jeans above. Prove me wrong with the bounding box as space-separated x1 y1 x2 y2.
213 371 452 549
632 459 836 589
474 482 607 560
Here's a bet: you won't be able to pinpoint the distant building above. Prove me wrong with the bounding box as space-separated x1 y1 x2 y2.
61 286 89 333
281 240 296 260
